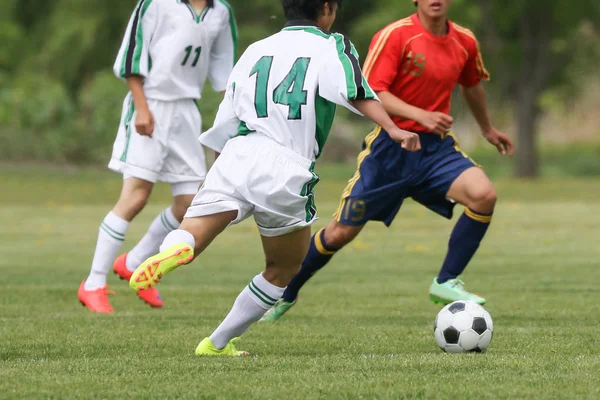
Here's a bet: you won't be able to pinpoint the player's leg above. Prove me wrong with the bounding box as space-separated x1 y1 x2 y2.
118 100 207 305
78 177 153 312
129 210 237 291
413 134 495 305
430 166 495 304
196 227 311 356
128 139 252 290
262 126 413 321
260 220 364 321
122 192 195 273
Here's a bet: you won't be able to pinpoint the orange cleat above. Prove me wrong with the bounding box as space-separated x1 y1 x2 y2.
113 253 164 308
78 281 115 313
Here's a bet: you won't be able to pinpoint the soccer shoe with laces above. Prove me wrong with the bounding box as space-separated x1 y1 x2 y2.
195 337 249 356
78 281 115 313
113 253 163 308
429 277 486 305
129 244 194 291
259 298 297 322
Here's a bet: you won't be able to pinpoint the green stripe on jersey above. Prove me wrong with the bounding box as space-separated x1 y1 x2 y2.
238 121 255 136
119 0 153 77
282 26 330 39
217 0 239 63
331 33 357 100
314 91 337 158
350 44 376 100
132 0 154 74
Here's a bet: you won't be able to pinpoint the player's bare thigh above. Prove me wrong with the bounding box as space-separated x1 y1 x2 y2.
260 227 312 287
446 167 497 214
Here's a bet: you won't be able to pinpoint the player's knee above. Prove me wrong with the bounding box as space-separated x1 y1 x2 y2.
117 188 151 219
468 185 497 211
171 195 194 221
325 221 360 250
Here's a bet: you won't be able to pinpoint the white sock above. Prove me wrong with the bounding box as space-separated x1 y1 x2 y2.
84 212 129 291
126 207 180 271
160 229 195 251
210 273 285 349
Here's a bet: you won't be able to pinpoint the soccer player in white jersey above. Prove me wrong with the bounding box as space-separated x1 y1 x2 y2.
128 0 420 356
78 0 238 313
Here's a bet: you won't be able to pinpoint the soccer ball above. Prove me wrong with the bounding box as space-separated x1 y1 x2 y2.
434 301 493 353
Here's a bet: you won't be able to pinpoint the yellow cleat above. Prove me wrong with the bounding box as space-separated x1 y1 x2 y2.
129 244 194 291
195 337 249 357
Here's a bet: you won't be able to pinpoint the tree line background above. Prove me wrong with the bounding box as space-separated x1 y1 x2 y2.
1 0 599 177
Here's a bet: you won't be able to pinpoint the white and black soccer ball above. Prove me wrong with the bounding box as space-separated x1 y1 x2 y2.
434 301 493 353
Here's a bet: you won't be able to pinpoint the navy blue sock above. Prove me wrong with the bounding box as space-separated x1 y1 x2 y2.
437 208 492 284
282 229 337 302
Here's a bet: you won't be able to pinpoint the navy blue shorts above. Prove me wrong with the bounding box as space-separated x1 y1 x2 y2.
334 126 477 226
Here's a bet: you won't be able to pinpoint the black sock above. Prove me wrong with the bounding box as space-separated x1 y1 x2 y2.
282 229 337 302
437 208 492 284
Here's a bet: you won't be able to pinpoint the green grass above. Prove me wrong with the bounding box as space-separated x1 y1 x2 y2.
1 165 599 399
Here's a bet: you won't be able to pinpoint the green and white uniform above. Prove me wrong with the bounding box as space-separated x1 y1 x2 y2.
109 0 237 193
188 22 377 236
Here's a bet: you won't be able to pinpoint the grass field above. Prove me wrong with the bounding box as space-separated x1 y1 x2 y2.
1 165 599 399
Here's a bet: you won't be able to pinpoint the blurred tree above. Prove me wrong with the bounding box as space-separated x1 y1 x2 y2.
1 0 599 167
477 0 600 177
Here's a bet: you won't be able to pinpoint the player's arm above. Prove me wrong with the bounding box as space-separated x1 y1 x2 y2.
352 99 420 151
208 6 238 92
458 39 514 156
127 76 154 136
113 0 159 137
199 80 240 153
377 91 453 135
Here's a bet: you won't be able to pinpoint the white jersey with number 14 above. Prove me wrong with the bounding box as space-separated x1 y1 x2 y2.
200 22 378 161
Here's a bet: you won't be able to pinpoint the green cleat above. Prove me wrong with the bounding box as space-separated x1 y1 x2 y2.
195 337 249 357
259 299 296 322
429 277 486 305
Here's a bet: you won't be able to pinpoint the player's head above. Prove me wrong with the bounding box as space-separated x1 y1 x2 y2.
412 0 450 19
282 0 341 31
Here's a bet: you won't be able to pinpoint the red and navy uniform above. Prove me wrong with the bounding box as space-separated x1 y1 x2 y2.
335 14 490 225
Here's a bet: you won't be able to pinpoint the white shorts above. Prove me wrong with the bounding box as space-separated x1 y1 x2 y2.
185 134 319 237
108 93 206 194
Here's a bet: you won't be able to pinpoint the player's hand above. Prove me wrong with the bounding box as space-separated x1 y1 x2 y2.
389 128 421 152
135 107 155 137
418 111 454 135
483 127 514 156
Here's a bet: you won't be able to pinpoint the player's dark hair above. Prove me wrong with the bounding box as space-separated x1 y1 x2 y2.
282 0 342 21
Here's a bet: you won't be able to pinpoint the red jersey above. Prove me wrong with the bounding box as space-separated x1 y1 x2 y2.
363 14 489 132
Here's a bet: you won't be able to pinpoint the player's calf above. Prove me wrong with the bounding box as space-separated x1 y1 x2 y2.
276 222 363 306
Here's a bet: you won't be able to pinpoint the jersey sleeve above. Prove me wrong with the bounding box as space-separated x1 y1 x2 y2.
113 0 158 79
199 80 240 152
208 5 239 92
458 36 490 88
318 34 378 115
362 27 403 92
